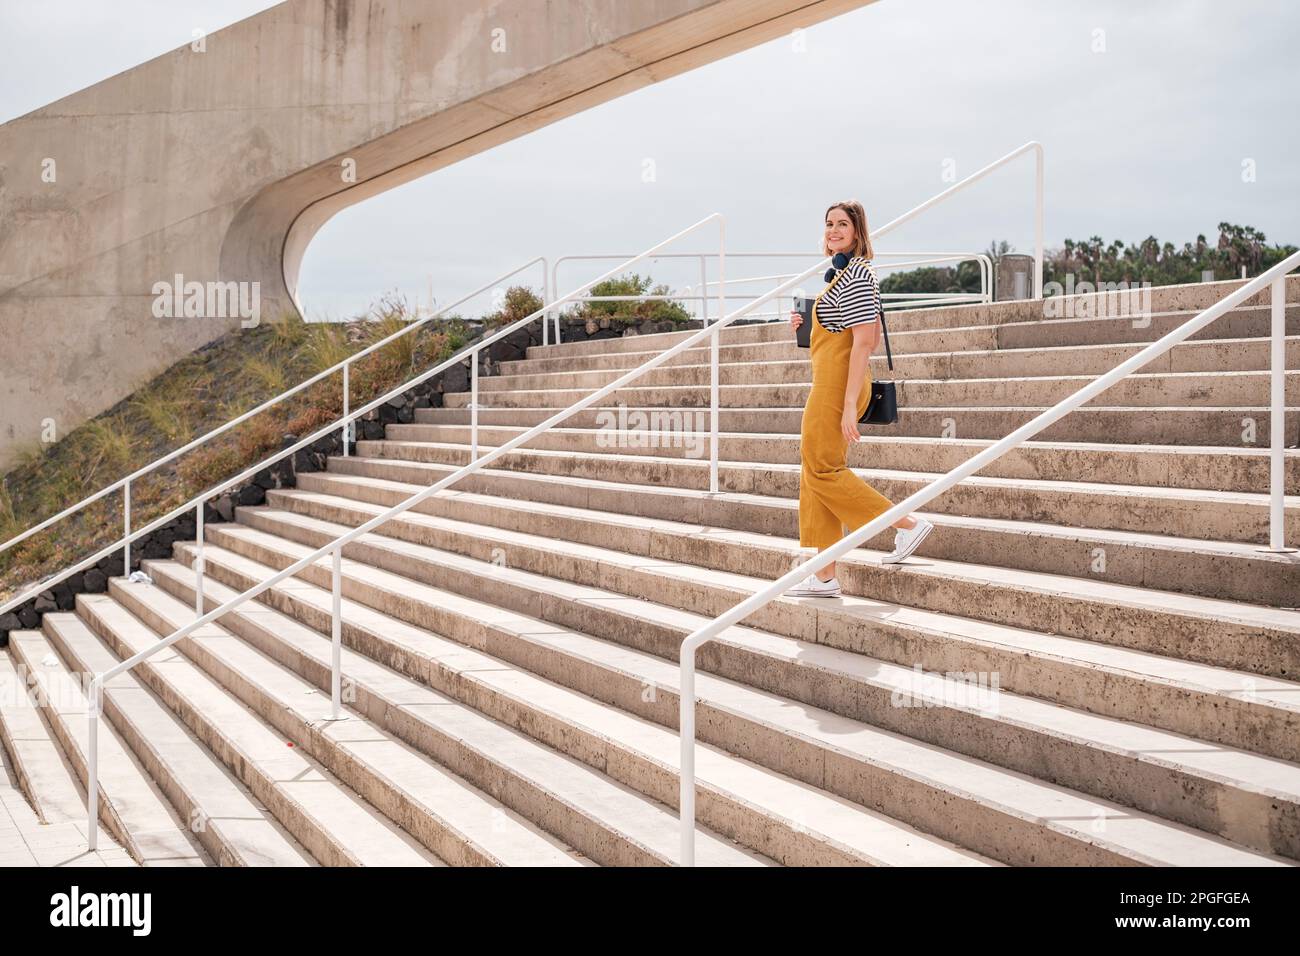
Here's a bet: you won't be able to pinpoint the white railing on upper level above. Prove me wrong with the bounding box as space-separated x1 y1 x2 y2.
543 138 1043 342
682 250 996 317
550 250 994 330
675 248 1299 865
0 256 553 618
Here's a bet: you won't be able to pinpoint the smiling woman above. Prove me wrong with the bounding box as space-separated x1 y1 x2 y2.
784 199 934 597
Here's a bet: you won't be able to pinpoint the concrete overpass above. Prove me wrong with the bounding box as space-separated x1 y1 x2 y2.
0 0 876 473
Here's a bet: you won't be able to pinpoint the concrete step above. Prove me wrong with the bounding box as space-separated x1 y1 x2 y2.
6 629 210 865
109 569 764 868
287 470 1300 680
151 553 993 867
0 650 134 867
157 544 1266 869
383 424 1300 496
526 298 1300 362
99 578 601 867
413 403 1297 446
525 278 1300 363
38 608 321 867
321 455 1297 607
929 276 1300 327
216 506 1300 859
442 371 1300 412
498 334 1300 380
75 587 454 867
1 650 93 827
184 516 1298 865
996 306 1300 351
355 438 1300 549
255 486 1300 763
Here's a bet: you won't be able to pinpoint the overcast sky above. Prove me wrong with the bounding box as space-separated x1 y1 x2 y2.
3 0 1296 320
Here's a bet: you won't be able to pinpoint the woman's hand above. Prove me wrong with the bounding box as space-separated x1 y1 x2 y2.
841 405 860 444
789 309 802 331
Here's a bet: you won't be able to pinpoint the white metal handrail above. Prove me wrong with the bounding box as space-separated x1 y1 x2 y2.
675 249 1300 865
0 256 551 616
681 251 996 313
83 212 729 850
552 250 996 327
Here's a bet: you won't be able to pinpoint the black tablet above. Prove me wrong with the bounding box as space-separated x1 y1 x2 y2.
793 295 814 348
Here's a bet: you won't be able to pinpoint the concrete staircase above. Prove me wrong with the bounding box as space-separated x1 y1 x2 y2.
4 275 1299 866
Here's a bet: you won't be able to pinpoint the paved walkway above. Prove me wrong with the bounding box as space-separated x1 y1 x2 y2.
0 741 134 867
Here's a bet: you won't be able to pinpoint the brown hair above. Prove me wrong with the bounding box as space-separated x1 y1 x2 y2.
822 200 874 260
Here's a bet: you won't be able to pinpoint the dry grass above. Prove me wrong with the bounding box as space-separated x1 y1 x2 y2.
176 444 246 494
0 485 17 543
0 291 529 607
80 417 136 480
302 323 353 375
242 356 289 396
370 313 418 373
129 391 192 444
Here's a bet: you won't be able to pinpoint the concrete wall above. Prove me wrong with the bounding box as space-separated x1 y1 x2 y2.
0 0 874 473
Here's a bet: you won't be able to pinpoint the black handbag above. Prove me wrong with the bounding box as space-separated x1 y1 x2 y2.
859 306 898 425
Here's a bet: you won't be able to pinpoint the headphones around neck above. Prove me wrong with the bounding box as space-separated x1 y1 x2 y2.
823 251 852 282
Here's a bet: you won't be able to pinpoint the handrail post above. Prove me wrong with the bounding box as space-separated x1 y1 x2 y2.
330 546 343 719
194 500 205 619
550 259 561 345
471 350 479 462
709 230 724 494
710 324 720 494
542 271 550 347
1267 277 1295 552
1034 144 1044 298
86 676 102 851
547 260 555 346
342 363 350 457
122 480 131 576
679 648 697 866
698 255 708 325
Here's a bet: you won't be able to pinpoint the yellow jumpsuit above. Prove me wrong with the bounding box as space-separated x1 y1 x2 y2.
798 289 896 551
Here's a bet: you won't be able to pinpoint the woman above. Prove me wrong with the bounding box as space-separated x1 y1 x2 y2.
785 200 934 598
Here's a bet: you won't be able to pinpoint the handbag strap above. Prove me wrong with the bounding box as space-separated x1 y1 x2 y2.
868 262 893 371
879 308 893 370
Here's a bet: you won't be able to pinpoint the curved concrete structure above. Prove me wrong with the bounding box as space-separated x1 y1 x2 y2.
0 0 874 472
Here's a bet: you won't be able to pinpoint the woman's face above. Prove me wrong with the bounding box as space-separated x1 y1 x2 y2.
824 208 855 256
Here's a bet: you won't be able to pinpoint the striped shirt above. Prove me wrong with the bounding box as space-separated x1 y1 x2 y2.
815 256 882 333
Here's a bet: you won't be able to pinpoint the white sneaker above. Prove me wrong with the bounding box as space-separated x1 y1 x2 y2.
881 516 933 565
785 573 842 598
